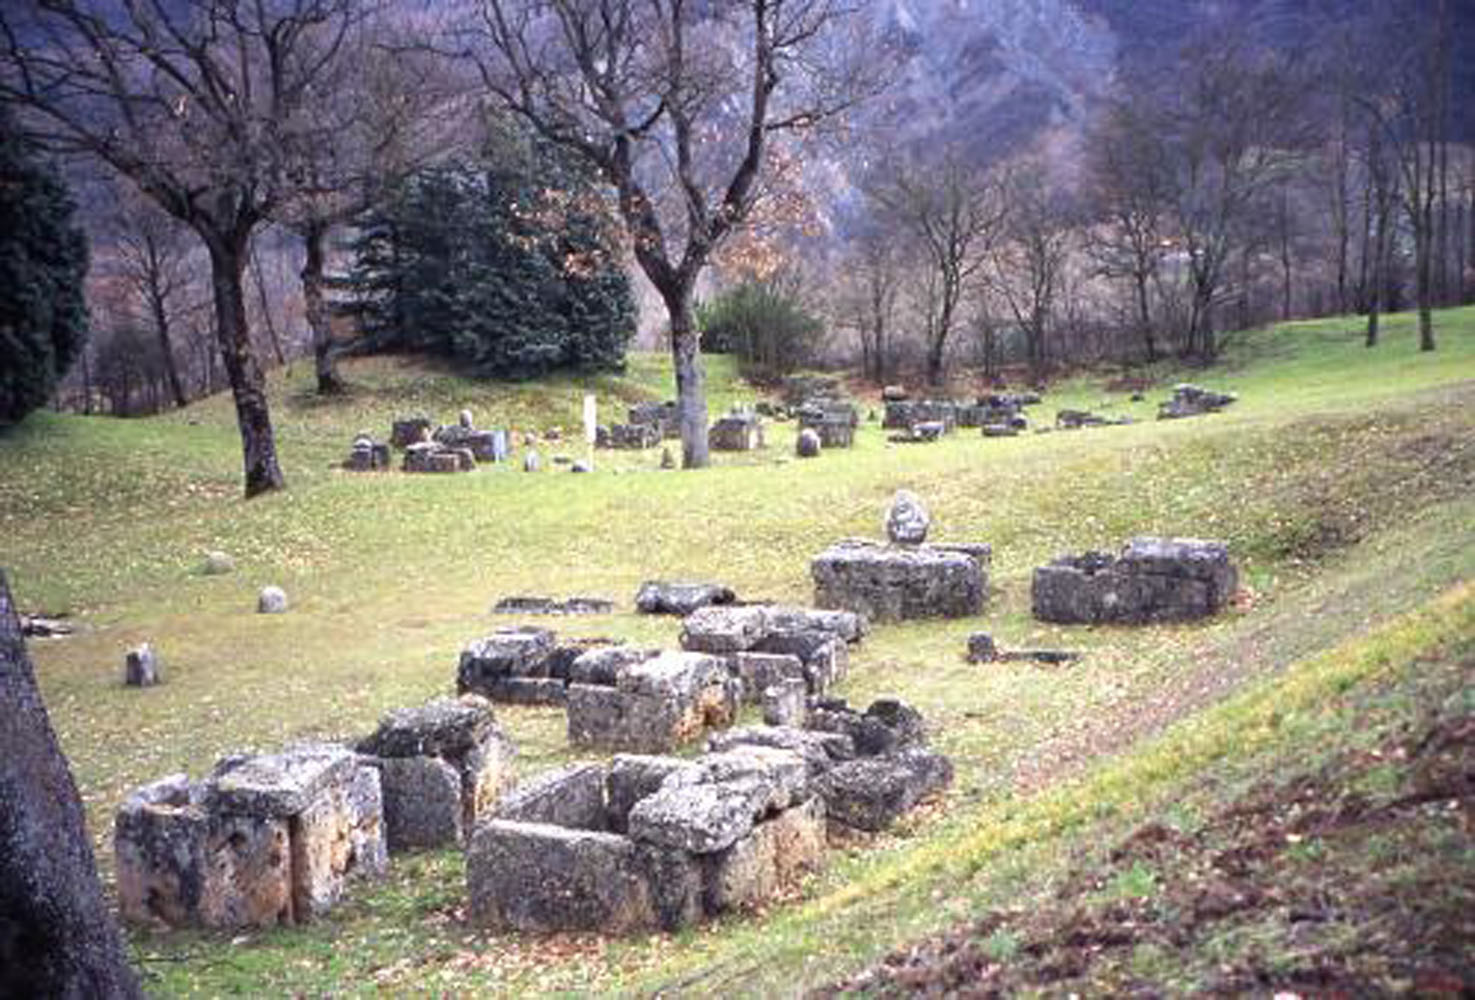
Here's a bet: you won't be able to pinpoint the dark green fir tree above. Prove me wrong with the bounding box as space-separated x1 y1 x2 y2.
0 108 89 426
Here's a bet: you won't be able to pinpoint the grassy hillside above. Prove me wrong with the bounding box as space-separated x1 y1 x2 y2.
2 306 1471 995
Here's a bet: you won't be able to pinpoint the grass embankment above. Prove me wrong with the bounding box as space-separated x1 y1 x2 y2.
0 306 1471 994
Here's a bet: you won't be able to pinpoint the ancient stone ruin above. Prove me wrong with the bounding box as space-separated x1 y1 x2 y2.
596 422 661 450
1056 408 1130 430
1158 383 1237 419
628 400 681 439
492 595 615 615
709 411 765 451
679 603 865 705
403 440 476 473
810 493 989 622
797 399 858 448
466 696 950 934
390 416 433 448
356 696 516 852
115 745 386 929
883 399 957 434
343 433 392 471
456 626 625 706
635 580 738 615
565 650 740 753
1032 537 1239 624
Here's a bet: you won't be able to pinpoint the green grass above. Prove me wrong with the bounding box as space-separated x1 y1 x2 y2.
2 305 1472 995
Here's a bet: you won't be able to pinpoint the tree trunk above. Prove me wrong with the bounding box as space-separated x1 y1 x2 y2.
301 221 344 395
0 571 143 999
664 290 709 469
208 239 287 496
1415 221 1436 350
1135 272 1157 363
148 289 188 409
249 243 287 367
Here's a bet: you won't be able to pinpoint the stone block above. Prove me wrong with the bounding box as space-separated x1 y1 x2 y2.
729 652 806 702
1031 537 1237 624
495 762 608 831
634 581 737 616
606 755 700 834
707 726 856 772
457 627 556 695
680 605 769 653
567 654 739 754
704 796 826 913
289 763 386 920
124 643 161 687
467 821 661 934
709 414 765 451
762 678 808 727
811 540 985 622
376 756 463 851
818 748 953 832
390 417 433 448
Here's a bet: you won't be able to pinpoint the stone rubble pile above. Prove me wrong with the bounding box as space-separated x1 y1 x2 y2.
1032 536 1239 624
456 626 626 706
343 432 392 471
628 400 681 440
1158 383 1237 419
596 422 661 450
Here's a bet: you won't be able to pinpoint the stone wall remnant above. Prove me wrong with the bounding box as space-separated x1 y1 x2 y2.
709 412 765 451
566 651 740 753
811 540 985 622
115 745 386 929
124 643 161 687
1031 537 1238 624
634 580 737 616
357 695 516 851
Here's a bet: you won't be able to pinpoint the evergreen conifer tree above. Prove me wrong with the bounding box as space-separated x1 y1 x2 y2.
0 109 89 426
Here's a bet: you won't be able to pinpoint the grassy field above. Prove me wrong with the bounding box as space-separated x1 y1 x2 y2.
2 306 1472 995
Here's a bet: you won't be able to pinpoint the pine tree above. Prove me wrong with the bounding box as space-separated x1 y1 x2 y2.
0 109 89 426
348 141 634 379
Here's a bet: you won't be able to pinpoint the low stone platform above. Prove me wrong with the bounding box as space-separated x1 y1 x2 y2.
811 540 987 622
1158 383 1237 419
1031 537 1238 624
467 746 826 934
679 604 865 704
356 696 517 851
456 626 626 705
115 745 386 929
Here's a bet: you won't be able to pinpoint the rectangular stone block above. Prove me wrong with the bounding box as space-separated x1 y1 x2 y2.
728 652 806 703
377 756 463 851
467 821 660 934
704 796 826 913
495 762 609 831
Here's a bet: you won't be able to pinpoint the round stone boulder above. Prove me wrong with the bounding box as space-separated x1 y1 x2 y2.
202 551 235 575
257 586 289 614
796 428 822 459
885 490 930 546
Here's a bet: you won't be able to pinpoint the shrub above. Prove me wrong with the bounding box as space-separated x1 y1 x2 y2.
697 275 822 378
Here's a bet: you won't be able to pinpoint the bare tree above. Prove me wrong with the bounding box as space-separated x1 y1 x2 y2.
463 0 881 467
1 1 369 496
868 152 1005 385
835 223 901 383
1159 40 1310 361
106 188 203 409
1084 96 1173 363
987 160 1073 381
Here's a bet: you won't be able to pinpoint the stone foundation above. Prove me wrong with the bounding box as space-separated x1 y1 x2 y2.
709 413 765 451
811 540 987 622
116 745 386 929
1031 537 1238 624
466 746 827 934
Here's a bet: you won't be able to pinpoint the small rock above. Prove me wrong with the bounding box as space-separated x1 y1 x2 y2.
202 551 235 575
257 586 288 614
570 460 592 473
124 643 161 686
885 490 930 546
796 428 822 458
966 632 997 663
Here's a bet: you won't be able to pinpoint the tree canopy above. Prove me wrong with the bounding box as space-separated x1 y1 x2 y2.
0 110 88 427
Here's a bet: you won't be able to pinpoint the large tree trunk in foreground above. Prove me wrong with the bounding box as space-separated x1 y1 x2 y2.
208 239 286 497
0 570 143 999
302 221 344 395
666 293 710 469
